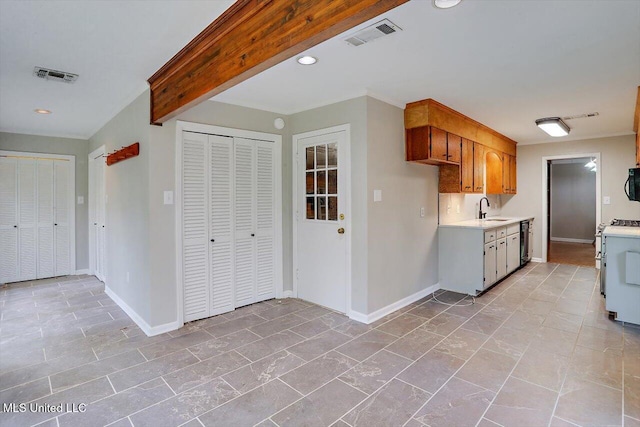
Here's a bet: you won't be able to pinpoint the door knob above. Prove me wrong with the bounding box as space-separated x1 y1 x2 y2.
337 228 345 234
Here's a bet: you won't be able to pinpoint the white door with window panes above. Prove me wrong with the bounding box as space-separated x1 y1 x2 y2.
296 129 349 313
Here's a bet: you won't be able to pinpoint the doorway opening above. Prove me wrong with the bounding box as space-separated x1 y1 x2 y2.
542 154 601 266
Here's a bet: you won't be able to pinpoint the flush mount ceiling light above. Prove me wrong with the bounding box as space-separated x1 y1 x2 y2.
296 55 317 65
34 109 51 114
434 0 462 9
535 117 570 137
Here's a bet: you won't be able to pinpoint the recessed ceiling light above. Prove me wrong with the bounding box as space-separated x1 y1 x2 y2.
535 117 570 137
434 0 462 9
297 56 317 65
34 109 51 114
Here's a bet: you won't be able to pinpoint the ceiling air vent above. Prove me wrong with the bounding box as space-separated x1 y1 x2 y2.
344 19 402 47
33 67 79 84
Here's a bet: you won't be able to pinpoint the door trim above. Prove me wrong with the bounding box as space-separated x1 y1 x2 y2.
541 152 601 263
0 150 76 277
88 145 106 282
292 124 352 316
175 121 283 327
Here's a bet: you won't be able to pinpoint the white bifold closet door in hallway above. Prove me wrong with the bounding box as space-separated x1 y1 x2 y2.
181 130 279 322
0 152 75 284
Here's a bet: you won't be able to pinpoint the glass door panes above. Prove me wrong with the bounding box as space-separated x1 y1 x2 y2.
305 142 338 221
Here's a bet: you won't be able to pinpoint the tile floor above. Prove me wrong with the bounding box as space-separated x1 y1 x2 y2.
0 263 638 427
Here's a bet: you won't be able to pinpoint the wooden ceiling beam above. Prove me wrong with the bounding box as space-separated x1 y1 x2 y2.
147 0 409 124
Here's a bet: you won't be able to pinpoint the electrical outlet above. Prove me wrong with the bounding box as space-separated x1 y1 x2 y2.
447 205 451 214
603 196 611 205
420 207 425 218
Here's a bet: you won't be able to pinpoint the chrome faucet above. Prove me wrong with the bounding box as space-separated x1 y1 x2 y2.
479 197 490 219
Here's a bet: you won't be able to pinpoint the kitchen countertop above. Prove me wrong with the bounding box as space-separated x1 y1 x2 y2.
439 216 534 230
603 226 640 238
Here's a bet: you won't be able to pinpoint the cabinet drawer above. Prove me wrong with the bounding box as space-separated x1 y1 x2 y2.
507 224 520 236
497 227 507 239
484 230 497 243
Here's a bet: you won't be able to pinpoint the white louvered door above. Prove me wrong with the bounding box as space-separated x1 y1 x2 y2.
95 155 106 281
37 160 55 278
18 160 37 281
255 141 276 301
181 131 277 322
0 157 18 283
54 161 71 276
182 132 210 322
234 138 257 308
209 135 235 315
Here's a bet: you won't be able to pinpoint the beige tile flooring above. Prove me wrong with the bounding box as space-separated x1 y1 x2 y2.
0 263 638 427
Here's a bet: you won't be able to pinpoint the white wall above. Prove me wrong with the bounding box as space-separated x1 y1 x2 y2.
366 97 439 313
501 135 640 259
0 132 89 271
88 92 152 323
550 161 596 241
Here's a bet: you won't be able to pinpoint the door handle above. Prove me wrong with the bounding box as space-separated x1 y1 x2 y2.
337 228 345 234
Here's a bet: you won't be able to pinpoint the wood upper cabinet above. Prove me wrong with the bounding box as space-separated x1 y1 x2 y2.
406 126 461 165
473 143 485 193
461 138 474 192
502 154 517 194
509 155 517 193
486 151 503 194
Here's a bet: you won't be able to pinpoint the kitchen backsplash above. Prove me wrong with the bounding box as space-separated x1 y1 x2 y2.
438 193 503 224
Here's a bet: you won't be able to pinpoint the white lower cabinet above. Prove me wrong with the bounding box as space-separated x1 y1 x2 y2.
439 219 532 296
181 131 278 323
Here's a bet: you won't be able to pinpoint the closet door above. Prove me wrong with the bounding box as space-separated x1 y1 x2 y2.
0 157 18 283
182 132 210 322
255 141 276 300
54 161 71 276
37 161 55 278
234 138 257 307
18 159 37 281
94 156 106 281
208 135 235 315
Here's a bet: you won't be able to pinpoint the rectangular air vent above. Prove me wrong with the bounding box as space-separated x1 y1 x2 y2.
33 67 78 84
344 19 402 47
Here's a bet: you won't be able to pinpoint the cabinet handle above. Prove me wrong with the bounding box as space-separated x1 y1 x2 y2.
251 233 255 237
13 225 17 228
54 223 58 226
210 239 215 243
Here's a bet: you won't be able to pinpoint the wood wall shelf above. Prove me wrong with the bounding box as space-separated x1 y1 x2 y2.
106 142 139 166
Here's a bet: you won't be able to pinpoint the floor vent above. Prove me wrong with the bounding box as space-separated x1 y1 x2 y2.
344 19 402 47
33 67 79 84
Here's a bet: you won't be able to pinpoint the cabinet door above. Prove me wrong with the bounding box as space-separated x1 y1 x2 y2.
473 143 484 193
209 135 235 316
484 242 496 288
0 157 18 283
430 127 448 161
182 132 210 322
234 138 257 308
54 161 71 276
496 238 507 279
507 233 520 273
510 155 517 194
447 133 461 164
18 159 37 281
502 154 511 194
461 138 474 192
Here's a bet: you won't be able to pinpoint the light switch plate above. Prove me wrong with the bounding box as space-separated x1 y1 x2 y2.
373 190 382 202
164 191 174 205
603 196 611 205
77 196 84 205
420 207 425 218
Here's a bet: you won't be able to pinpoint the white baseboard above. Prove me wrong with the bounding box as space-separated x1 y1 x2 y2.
532 257 543 263
348 283 440 324
550 237 594 244
105 286 180 337
283 290 294 298
75 269 90 275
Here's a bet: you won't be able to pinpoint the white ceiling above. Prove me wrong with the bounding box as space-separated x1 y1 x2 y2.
0 0 638 145
0 0 234 139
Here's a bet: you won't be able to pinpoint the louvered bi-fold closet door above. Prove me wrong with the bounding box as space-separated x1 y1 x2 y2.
54 161 71 276
255 141 276 301
234 138 257 308
37 160 55 279
0 157 19 283
18 159 37 281
182 132 210 322
208 135 235 315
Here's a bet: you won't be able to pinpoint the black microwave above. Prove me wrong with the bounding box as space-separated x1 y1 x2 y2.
626 168 640 202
